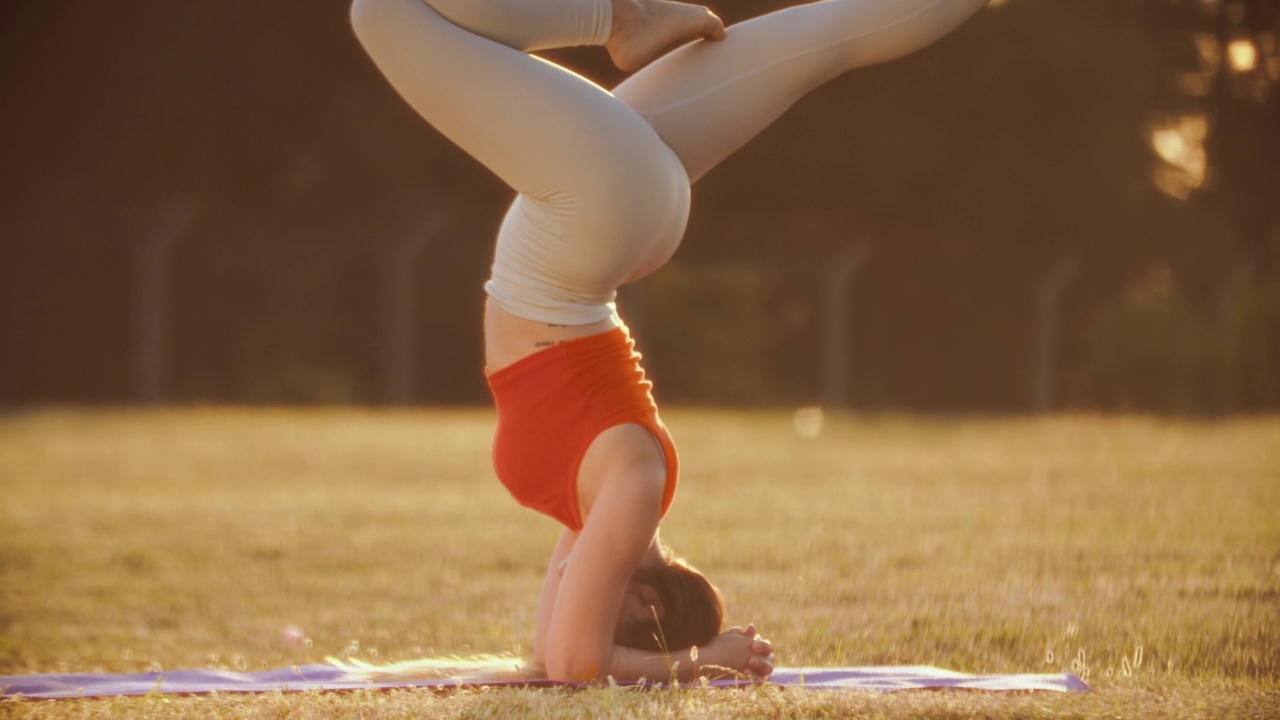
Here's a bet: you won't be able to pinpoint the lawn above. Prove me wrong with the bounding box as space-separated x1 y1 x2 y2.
1 408 1277 718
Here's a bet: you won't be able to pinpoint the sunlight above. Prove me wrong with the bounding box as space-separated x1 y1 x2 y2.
1228 39 1258 73
1151 128 1188 165
1147 114 1209 200
792 406 825 438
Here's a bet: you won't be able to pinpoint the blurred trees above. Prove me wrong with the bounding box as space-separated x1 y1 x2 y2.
0 0 1275 411
1067 0 1279 413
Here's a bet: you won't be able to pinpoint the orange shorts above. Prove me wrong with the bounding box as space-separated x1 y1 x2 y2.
486 326 678 531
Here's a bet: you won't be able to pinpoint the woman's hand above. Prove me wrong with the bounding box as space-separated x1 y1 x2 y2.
700 624 774 680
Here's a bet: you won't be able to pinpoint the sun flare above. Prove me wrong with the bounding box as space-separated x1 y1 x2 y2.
1147 115 1209 200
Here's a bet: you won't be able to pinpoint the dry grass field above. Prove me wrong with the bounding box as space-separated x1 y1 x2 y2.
1 408 1277 718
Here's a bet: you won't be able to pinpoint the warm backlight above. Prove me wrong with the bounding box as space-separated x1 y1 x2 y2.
1148 115 1208 200
1227 38 1258 73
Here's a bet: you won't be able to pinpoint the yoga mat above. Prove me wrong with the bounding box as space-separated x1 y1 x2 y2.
1 664 1089 699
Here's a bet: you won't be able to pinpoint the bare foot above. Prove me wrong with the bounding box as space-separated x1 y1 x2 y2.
607 0 725 72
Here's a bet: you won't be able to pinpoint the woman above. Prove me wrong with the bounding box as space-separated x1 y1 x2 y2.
348 0 987 684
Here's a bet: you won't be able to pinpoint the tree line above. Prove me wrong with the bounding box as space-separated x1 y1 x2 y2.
0 0 1275 411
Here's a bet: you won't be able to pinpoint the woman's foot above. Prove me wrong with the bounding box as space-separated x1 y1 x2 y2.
607 0 725 72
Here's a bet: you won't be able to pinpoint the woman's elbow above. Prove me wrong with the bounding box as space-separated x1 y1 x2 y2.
545 650 609 684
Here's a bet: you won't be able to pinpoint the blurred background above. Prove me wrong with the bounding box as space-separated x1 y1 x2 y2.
0 0 1276 413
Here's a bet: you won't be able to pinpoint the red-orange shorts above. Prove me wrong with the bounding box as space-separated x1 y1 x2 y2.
486 326 678 531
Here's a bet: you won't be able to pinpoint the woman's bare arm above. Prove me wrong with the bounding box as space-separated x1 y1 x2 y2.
543 425 665 681
540 424 775 682
533 528 578 665
603 625 775 682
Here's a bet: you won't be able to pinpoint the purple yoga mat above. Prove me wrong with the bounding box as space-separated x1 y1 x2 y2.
1 664 1088 699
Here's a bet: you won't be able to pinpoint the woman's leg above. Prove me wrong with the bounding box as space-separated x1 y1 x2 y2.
351 0 668 217
614 0 990 183
417 0 723 71
402 0 611 53
351 0 704 327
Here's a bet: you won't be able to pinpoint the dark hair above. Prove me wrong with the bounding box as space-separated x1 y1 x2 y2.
616 555 724 653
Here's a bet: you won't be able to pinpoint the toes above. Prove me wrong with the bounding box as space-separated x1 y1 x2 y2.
702 10 725 40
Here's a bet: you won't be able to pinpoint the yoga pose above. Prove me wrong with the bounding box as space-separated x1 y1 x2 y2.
349 0 987 684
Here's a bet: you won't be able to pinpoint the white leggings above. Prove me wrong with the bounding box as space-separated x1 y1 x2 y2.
351 0 987 325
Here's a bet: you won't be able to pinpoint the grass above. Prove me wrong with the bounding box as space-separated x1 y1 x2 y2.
1 408 1277 718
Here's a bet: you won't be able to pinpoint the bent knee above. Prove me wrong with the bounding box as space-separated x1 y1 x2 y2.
349 0 385 44
350 0 432 51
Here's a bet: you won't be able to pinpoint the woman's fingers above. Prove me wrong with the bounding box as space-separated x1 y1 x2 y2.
715 626 774 680
738 625 770 654
739 624 773 662
748 653 774 679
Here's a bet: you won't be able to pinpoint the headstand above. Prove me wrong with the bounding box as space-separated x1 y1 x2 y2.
349 0 987 684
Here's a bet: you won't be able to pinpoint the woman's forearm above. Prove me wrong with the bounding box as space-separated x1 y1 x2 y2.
604 637 763 683
604 644 708 683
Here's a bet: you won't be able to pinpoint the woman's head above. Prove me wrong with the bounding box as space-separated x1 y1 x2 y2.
614 548 724 653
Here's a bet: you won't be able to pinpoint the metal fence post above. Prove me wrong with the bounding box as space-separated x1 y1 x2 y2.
378 218 440 406
820 241 871 408
1030 256 1078 413
133 200 200 404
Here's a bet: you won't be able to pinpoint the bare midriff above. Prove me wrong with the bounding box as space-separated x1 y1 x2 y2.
484 297 618 375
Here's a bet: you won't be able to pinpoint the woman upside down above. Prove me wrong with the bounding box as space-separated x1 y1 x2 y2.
346 0 987 684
